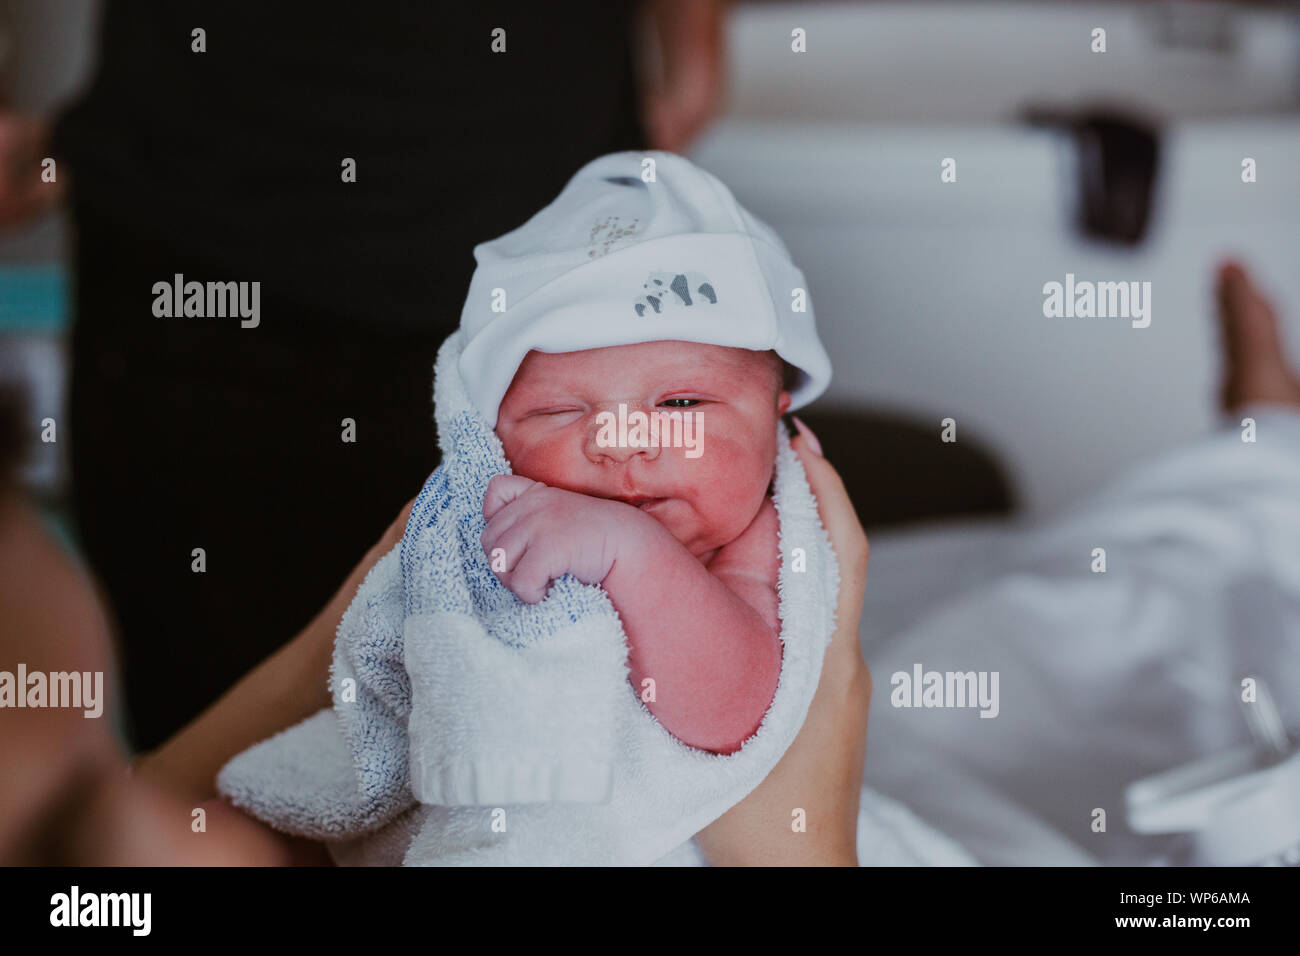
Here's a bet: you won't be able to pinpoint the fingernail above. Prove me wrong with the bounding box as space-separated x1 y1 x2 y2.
792 416 822 457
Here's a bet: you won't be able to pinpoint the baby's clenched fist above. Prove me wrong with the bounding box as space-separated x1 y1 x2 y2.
481 474 658 604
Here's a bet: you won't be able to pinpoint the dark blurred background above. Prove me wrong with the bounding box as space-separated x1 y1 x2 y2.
5 1 1299 534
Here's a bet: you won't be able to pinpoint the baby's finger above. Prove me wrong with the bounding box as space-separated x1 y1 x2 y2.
482 474 543 521
500 545 555 605
480 490 540 560
483 524 531 578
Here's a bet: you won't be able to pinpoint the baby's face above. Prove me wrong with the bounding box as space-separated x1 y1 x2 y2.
496 341 791 558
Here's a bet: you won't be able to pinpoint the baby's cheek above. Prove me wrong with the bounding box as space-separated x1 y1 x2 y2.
501 434 577 486
677 437 733 487
692 426 770 486
677 433 770 533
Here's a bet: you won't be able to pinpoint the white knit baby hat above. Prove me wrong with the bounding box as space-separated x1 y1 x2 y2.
458 150 832 428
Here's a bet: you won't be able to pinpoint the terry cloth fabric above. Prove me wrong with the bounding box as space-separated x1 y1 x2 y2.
216 328 842 865
456 150 832 428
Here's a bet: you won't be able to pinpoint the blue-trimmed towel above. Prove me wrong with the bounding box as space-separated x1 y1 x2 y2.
218 329 848 865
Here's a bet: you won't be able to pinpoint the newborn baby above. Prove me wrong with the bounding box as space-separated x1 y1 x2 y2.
483 341 793 755
216 151 841 864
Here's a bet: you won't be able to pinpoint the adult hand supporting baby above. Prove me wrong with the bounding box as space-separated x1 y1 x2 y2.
0 108 66 228
694 419 872 866
133 497 416 806
0 479 418 863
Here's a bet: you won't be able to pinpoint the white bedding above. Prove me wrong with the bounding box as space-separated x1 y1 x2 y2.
855 405 1300 865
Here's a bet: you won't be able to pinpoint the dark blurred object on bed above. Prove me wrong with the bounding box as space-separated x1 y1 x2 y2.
793 408 1015 531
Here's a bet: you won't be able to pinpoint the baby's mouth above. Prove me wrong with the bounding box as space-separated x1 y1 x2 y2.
613 495 667 510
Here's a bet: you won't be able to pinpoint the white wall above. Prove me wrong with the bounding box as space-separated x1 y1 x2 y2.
689 1 1300 516
690 117 1300 516
726 0 1300 124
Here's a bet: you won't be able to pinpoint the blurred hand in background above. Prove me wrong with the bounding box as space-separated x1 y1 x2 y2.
0 99 62 228
640 0 729 154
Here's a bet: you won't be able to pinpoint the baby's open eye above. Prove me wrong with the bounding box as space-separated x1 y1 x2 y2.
659 398 701 408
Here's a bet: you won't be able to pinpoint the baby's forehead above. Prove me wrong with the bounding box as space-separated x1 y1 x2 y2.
508 341 772 390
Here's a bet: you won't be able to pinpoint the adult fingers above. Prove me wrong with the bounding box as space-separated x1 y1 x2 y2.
790 419 870 661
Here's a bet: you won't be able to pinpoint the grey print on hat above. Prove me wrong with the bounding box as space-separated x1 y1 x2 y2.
634 271 718 317
587 215 640 259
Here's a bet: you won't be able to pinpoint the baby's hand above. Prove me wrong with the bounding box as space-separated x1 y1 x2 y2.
481 475 656 604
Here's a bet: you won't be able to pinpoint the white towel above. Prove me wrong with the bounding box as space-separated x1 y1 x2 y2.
217 330 967 865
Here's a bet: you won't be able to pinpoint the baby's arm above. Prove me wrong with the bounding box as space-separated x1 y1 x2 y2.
482 476 782 754
603 497 782 754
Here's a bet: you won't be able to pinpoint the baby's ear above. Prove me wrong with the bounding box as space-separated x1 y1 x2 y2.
777 390 792 416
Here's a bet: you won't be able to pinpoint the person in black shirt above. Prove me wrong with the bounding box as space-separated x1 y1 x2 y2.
0 0 726 750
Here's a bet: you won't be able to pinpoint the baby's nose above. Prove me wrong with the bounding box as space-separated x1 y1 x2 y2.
584 404 663 464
